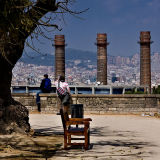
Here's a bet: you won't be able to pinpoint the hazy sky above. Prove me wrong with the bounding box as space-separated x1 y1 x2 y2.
26 0 160 56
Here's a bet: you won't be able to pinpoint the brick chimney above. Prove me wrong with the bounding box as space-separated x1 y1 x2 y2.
138 31 153 93
95 33 109 85
54 35 66 80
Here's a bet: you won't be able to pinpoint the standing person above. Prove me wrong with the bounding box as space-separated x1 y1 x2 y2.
36 74 52 112
55 75 71 112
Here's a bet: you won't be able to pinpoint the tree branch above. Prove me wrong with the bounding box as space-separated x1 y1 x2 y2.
19 0 58 39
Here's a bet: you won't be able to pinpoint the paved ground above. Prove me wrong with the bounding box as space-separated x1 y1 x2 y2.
30 114 160 160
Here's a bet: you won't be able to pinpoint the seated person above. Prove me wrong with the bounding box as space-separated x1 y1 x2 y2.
36 74 51 112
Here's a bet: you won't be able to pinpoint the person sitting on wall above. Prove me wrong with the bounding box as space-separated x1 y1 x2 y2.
36 74 52 112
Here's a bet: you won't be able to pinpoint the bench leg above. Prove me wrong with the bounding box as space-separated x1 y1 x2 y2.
88 129 90 145
84 131 89 150
68 135 71 144
64 132 67 149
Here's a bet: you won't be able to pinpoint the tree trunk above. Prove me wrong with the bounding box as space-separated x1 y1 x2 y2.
0 49 30 134
0 0 60 134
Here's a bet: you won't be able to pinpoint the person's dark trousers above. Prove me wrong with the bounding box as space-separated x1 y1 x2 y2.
36 91 42 112
37 103 41 112
36 90 51 112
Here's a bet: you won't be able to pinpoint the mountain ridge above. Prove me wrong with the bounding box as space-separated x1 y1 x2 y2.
20 48 138 66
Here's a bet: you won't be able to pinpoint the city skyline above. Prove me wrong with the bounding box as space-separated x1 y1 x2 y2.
25 0 160 57
13 52 160 87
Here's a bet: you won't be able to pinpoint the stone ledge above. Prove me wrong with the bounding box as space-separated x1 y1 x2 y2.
12 93 160 98
12 93 160 114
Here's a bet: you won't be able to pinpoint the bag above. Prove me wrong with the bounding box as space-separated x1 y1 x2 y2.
57 81 67 99
62 92 70 105
57 86 66 96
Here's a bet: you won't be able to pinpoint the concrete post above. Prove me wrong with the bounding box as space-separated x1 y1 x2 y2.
110 86 112 95
122 87 125 94
92 86 95 94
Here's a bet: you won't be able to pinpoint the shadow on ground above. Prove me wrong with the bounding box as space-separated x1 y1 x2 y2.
53 126 155 159
0 129 63 160
0 125 156 159
33 125 64 136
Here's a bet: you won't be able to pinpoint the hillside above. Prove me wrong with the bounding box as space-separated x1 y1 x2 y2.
19 48 160 71
19 48 97 66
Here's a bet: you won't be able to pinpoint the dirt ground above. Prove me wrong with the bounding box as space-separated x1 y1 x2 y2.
0 114 160 160
0 132 63 160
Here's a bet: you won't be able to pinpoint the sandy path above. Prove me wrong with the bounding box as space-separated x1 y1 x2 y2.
29 114 160 160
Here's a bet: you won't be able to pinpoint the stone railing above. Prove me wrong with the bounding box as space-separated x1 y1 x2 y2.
12 93 160 114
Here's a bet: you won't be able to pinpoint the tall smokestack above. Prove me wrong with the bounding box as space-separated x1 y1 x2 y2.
138 31 153 93
95 33 109 85
54 35 66 81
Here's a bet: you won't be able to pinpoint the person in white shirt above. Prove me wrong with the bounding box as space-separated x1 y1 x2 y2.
55 75 71 114
55 75 70 94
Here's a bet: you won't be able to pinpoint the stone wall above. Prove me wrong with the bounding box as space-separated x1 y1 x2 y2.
12 93 160 114
13 93 37 111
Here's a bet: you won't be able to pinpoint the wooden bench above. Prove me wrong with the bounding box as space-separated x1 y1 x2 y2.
60 107 92 150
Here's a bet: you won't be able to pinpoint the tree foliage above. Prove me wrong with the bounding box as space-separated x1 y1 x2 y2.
0 0 87 134
152 86 160 94
0 0 84 66
125 88 145 94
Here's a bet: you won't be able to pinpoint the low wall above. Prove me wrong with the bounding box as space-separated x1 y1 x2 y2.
13 93 37 111
12 93 160 114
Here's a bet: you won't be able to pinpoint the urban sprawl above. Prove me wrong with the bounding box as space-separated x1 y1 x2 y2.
12 52 160 87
